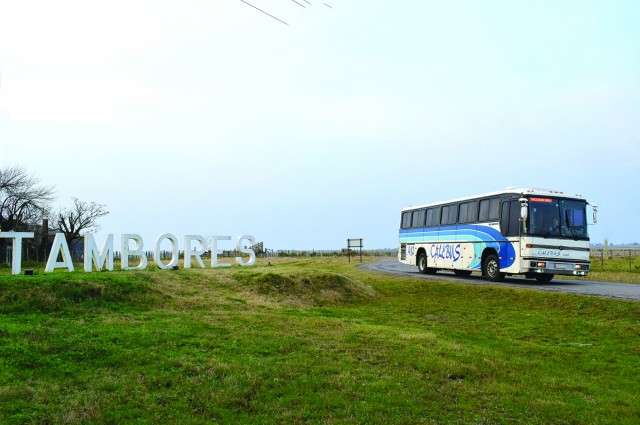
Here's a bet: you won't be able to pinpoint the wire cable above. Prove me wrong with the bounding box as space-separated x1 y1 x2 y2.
239 0 289 25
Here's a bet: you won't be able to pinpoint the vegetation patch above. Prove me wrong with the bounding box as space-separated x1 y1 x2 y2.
0 272 166 315
236 270 378 307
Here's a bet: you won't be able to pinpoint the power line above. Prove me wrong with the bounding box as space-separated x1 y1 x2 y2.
324 3 333 8
239 0 289 25
291 0 306 7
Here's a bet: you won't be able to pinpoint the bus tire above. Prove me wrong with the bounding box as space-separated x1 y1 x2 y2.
417 252 428 274
535 273 554 283
483 254 504 282
454 270 472 277
417 252 437 274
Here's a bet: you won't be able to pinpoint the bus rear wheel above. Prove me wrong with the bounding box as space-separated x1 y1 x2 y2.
417 252 437 274
454 270 472 277
535 273 554 283
483 254 504 282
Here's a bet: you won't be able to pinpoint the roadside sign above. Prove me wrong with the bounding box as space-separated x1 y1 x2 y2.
347 238 363 263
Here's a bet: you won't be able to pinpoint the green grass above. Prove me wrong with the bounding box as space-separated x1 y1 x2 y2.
1 258 639 424
586 255 640 283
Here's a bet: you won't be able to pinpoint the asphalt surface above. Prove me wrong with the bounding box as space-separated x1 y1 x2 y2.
358 259 640 301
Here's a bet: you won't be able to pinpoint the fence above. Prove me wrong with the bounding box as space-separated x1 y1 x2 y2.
8 247 636 269
590 248 640 258
590 248 640 272
2 247 398 268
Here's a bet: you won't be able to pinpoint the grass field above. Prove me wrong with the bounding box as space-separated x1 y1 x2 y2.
585 254 640 283
1 257 639 424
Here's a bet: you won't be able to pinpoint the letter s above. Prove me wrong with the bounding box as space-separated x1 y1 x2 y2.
236 235 256 266
454 244 461 262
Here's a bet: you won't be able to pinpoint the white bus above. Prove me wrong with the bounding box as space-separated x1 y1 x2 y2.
398 188 597 282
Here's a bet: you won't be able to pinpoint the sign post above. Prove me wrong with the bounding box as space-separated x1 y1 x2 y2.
347 238 363 263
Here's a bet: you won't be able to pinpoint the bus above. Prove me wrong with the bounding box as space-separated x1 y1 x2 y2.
398 188 597 282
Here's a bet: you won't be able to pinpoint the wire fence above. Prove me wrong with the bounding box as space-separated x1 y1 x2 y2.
2 247 398 268
589 248 640 258
589 248 640 272
3 245 638 271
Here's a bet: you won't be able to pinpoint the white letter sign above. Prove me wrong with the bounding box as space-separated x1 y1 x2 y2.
0 232 34 275
236 235 256 266
84 234 114 272
121 234 148 270
184 235 206 269
154 233 179 270
45 233 74 273
2 230 257 274
212 235 231 268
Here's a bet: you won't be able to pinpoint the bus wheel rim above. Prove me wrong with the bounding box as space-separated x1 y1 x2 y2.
488 261 497 276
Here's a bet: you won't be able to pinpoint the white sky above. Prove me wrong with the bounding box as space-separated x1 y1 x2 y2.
1 0 639 249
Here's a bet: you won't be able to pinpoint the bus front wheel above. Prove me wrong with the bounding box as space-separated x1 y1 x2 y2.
483 254 505 282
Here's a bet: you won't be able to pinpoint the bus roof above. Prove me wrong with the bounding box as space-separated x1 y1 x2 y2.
402 187 588 212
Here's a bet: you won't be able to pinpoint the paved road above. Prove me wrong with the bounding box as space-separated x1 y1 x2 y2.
359 260 640 301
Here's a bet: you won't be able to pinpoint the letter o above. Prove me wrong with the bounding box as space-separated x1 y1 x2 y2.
154 233 179 270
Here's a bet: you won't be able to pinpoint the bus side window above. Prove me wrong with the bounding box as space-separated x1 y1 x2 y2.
488 197 500 220
458 201 478 224
449 204 458 224
500 202 509 235
401 212 411 229
479 199 490 221
459 203 469 223
441 206 450 225
500 201 522 236
508 201 521 235
435 207 441 226
412 209 426 228
468 201 479 223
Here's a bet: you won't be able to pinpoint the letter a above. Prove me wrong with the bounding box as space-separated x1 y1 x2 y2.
46 233 74 273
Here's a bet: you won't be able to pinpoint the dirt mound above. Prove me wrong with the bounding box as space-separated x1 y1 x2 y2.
234 271 378 307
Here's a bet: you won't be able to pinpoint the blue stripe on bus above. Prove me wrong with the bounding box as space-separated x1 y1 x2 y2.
399 225 515 270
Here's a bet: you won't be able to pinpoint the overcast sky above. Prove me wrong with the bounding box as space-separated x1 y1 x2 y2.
1 0 639 250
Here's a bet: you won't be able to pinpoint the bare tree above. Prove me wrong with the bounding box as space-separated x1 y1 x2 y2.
0 165 56 232
53 198 109 249
0 165 56 262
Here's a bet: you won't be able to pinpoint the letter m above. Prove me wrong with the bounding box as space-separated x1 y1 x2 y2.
84 234 114 272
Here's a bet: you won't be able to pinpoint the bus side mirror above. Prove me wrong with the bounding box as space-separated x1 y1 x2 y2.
519 198 528 221
588 203 598 224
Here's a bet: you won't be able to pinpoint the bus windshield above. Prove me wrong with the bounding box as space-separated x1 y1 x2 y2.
527 197 588 239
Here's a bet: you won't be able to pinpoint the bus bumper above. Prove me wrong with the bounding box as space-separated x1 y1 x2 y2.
525 260 590 277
